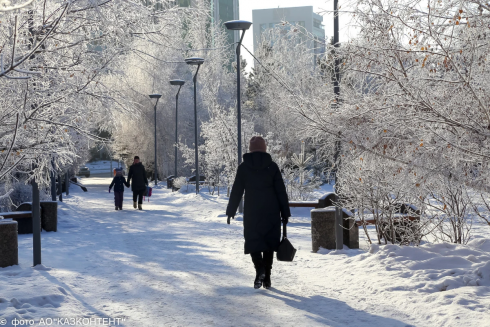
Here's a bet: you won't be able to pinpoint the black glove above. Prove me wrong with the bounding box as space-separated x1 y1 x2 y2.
227 216 234 224
281 216 289 225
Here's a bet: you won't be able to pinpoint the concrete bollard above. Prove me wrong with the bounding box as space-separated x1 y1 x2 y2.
311 207 337 252
311 206 359 252
342 210 359 249
0 219 18 268
40 201 58 232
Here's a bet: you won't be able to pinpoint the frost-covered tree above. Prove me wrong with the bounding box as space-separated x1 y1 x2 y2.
0 0 180 187
110 0 236 179
245 0 490 242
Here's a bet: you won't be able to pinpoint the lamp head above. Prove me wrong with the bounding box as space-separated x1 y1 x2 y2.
224 20 252 31
170 79 186 86
184 57 205 66
149 94 162 99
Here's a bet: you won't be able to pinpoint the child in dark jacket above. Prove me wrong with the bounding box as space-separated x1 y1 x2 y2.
109 168 129 210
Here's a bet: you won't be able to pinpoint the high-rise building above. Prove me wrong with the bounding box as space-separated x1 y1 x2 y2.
252 6 326 65
176 0 239 47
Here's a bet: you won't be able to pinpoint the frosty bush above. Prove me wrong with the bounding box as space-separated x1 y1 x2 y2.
172 177 187 190
1 181 50 211
0 188 14 212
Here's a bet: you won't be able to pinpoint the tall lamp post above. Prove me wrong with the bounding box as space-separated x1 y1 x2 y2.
50 157 56 201
224 20 252 213
185 57 204 194
170 79 185 178
333 0 343 250
149 93 162 186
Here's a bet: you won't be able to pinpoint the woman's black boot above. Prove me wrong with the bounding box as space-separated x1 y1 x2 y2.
263 268 271 289
254 267 265 289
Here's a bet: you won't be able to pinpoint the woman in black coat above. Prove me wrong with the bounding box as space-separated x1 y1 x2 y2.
127 156 148 210
226 136 291 289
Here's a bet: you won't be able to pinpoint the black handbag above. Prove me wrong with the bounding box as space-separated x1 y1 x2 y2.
276 222 297 262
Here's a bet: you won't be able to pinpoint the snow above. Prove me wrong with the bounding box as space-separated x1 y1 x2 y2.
0 177 489 326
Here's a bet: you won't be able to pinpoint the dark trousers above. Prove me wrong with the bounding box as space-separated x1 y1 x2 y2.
114 191 124 208
250 251 274 270
133 190 144 204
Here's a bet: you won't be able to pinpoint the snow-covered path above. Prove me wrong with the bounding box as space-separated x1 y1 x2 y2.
1 178 489 326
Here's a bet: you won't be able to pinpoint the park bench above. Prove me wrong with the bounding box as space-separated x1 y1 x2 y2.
307 195 421 249
0 211 34 234
0 201 58 234
289 201 321 208
289 192 337 209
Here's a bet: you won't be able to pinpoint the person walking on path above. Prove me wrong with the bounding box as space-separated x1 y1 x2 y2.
127 156 148 210
109 168 129 210
226 136 291 289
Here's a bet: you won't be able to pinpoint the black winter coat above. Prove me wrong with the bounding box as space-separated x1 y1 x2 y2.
226 152 291 254
109 176 129 192
127 162 148 192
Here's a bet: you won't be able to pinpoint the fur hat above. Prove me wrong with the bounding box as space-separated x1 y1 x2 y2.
249 136 267 153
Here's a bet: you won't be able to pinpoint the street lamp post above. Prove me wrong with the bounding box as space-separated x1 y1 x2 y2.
32 179 41 266
149 93 162 186
170 79 185 178
185 57 204 195
224 20 252 213
333 0 343 250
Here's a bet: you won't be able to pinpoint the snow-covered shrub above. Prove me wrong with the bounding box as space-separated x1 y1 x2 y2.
1 181 50 211
0 188 14 212
287 141 322 200
424 178 474 245
172 177 187 190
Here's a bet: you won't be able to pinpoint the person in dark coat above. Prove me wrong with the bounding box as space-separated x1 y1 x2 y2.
109 168 129 210
127 156 148 210
226 136 291 289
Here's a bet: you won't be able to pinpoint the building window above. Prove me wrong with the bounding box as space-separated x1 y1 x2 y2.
314 19 324 30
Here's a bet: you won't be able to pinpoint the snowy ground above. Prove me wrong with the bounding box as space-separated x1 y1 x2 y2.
1 178 489 327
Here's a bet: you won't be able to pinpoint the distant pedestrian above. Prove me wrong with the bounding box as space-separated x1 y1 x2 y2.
226 136 291 289
127 156 148 210
109 168 129 210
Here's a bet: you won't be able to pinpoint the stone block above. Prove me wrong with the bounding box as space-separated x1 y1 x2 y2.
0 219 18 268
40 201 57 232
311 207 359 251
342 210 359 249
311 207 337 252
